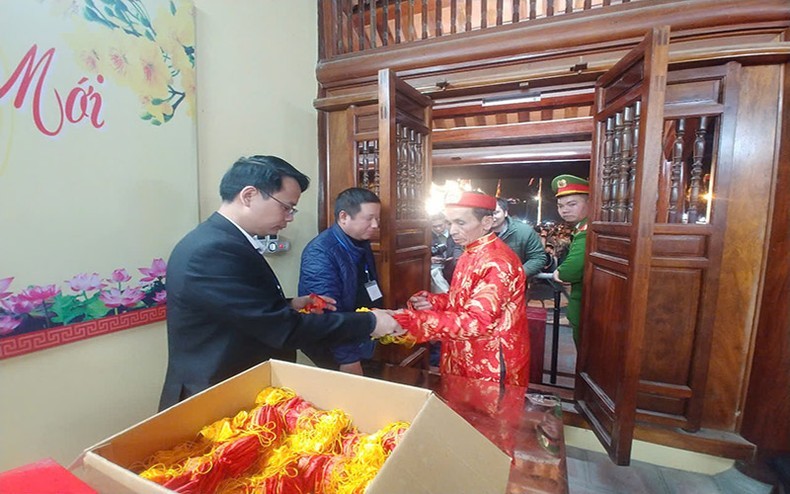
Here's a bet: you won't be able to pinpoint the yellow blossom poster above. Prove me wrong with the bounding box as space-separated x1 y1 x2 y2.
0 0 198 358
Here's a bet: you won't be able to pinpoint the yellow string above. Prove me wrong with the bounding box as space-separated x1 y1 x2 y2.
376 333 417 348
288 409 355 455
258 445 301 479
255 386 296 406
200 416 237 443
325 421 410 494
214 477 248 494
136 386 410 494
356 307 416 348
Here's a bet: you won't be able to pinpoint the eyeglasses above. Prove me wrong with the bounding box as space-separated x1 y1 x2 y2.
259 189 298 216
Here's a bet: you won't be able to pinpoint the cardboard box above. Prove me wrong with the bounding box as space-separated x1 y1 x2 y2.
70 360 511 494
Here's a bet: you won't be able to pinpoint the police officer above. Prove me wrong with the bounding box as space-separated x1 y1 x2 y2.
551 174 590 346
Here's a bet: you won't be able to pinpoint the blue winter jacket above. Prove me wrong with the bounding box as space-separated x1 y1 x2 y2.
298 224 378 364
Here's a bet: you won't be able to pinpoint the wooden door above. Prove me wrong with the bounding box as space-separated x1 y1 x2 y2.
377 68 432 308
575 26 670 465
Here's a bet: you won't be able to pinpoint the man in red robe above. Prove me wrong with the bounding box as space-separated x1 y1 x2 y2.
393 191 530 386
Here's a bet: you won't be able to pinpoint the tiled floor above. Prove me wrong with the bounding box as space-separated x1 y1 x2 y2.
567 445 774 494
526 285 776 494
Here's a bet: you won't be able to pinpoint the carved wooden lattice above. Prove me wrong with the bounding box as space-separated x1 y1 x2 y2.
325 0 644 56
356 139 380 195
606 113 716 224
395 122 425 219
687 116 710 224
661 116 715 224
600 102 640 223
668 118 686 223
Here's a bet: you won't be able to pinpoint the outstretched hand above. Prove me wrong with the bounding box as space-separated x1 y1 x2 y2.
291 294 337 313
370 309 406 339
551 269 569 285
408 293 433 311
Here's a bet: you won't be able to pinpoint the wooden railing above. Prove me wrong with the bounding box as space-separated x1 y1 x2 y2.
595 108 717 226
320 0 643 58
658 116 715 224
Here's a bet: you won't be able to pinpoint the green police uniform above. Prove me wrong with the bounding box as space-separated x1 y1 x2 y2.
552 174 590 346
556 219 587 344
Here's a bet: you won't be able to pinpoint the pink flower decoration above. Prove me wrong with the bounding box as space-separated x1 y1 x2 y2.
108 268 132 283
99 289 122 308
153 290 167 305
66 273 105 292
1 295 37 315
100 287 145 308
0 277 13 299
0 315 21 336
139 258 167 282
18 285 60 304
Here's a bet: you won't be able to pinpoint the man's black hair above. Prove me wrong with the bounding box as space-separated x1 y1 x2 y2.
219 155 310 201
496 198 509 213
334 187 380 221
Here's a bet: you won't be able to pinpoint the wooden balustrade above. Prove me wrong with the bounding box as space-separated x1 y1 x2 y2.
598 111 716 226
320 0 640 58
657 116 716 224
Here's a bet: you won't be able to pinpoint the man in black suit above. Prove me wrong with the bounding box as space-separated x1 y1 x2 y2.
159 155 403 410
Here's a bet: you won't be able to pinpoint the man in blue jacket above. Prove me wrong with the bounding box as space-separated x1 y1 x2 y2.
299 188 383 375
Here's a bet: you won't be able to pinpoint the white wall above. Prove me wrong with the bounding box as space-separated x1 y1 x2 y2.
0 324 168 471
195 0 319 292
0 1 318 471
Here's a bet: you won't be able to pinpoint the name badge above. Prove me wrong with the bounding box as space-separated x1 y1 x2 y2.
365 281 383 301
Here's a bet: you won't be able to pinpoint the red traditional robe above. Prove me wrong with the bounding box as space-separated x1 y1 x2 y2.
394 233 530 386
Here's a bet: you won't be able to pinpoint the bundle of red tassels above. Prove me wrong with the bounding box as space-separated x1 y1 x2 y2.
134 387 409 494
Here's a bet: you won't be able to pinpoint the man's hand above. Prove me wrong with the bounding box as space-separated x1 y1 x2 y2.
370 309 405 339
408 294 433 311
552 269 568 285
291 294 337 313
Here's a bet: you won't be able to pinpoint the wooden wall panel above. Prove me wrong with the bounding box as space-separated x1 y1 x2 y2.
584 265 629 403
637 268 700 420
740 62 790 459
325 109 359 227
596 234 631 260
651 234 706 257
702 65 781 431
641 268 699 385
354 110 379 134
389 253 428 309
664 79 721 107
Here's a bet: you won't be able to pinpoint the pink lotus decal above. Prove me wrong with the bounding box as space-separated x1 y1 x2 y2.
153 291 167 304
2 295 37 315
100 287 146 309
0 277 13 299
108 268 132 284
139 258 167 282
17 284 60 304
0 258 166 338
66 273 105 293
0 316 21 336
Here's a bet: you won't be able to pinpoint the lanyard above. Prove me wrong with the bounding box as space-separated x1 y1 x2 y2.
332 229 372 282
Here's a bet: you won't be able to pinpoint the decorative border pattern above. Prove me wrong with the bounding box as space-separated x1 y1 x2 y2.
0 305 166 360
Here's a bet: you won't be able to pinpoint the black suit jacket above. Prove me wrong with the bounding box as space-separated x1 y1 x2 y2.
159 213 375 410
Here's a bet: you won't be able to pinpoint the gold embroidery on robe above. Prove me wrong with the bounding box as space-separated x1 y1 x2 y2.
394 233 530 385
